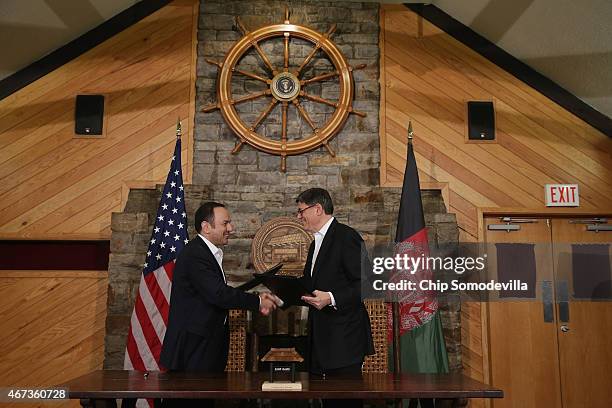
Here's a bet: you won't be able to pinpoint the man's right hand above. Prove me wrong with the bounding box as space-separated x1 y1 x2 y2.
259 292 278 316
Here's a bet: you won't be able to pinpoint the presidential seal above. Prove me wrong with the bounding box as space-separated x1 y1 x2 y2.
251 216 313 277
271 72 300 101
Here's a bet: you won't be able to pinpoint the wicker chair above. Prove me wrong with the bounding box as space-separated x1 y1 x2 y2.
225 309 248 372
363 299 389 373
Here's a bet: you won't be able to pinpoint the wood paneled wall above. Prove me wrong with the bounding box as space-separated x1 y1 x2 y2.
0 0 198 240
380 5 612 241
0 271 108 408
379 4 612 402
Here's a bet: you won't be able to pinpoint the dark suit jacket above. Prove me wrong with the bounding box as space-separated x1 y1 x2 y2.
160 237 259 372
299 219 375 371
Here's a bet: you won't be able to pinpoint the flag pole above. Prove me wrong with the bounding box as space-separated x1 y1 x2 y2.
393 295 401 408
407 120 413 143
176 117 182 138
393 302 401 372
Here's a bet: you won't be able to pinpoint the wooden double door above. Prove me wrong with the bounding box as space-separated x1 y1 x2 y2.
484 216 612 408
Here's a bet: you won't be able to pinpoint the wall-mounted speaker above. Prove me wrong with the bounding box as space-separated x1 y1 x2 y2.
75 94 105 135
467 101 495 141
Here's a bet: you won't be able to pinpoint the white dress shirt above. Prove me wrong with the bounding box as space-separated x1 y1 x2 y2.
198 234 226 283
310 217 337 307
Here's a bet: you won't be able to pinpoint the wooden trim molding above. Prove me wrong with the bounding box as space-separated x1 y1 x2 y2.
0 270 108 278
0 0 173 101
186 0 199 185
0 240 110 270
404 3 612 137
379 5 389 187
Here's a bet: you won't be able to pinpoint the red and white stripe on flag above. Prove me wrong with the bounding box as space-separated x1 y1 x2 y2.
124 261 174 372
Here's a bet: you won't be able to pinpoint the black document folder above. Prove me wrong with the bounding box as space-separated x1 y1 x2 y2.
235 263 283 291
254 273 313 307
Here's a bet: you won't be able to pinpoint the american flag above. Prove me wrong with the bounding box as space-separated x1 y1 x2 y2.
124 131 189 376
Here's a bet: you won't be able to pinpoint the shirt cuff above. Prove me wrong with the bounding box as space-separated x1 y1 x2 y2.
328 292 337 308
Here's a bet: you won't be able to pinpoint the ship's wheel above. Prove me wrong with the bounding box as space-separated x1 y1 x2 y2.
202 8 366 171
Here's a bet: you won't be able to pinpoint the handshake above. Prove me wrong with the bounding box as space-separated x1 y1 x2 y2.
258 292 283 316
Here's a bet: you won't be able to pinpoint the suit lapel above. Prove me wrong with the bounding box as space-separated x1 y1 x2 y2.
195 237 224 277
302 243 315 289
311 219 337 282
304 242 314 274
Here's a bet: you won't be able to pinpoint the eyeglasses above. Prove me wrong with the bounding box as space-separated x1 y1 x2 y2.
296 204 317 217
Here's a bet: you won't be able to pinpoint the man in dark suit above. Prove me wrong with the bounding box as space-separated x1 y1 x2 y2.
160 202 276 407
297 188 375 408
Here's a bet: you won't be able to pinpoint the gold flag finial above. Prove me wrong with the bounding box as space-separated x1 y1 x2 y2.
176 118 182 138
407 120 414 143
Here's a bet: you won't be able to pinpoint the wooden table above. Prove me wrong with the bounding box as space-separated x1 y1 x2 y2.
60 370 502 407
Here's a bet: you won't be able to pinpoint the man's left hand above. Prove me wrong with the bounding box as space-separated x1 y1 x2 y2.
302 290 331 310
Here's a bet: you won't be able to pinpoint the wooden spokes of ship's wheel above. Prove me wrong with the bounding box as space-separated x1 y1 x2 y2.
202 8 366 171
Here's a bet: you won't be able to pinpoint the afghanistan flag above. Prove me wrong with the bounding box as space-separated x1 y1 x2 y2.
388 124 449 377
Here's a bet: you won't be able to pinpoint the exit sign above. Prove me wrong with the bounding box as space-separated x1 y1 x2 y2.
545 184 579 207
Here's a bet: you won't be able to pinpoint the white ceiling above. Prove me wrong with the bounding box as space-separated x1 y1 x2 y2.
432 0 612 120
0 0 610 118
0 0 138 79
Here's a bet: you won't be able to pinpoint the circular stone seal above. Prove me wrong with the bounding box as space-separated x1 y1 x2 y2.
251 216 313 277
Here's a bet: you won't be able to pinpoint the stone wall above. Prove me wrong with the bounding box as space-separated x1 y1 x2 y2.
195 0 380 188
104 0 462 373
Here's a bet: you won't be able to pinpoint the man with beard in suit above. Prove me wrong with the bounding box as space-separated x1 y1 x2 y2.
297 188 375 408
160 202 277 408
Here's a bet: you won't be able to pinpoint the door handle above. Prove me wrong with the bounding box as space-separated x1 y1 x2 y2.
542 281 553 323
557 280 569 323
